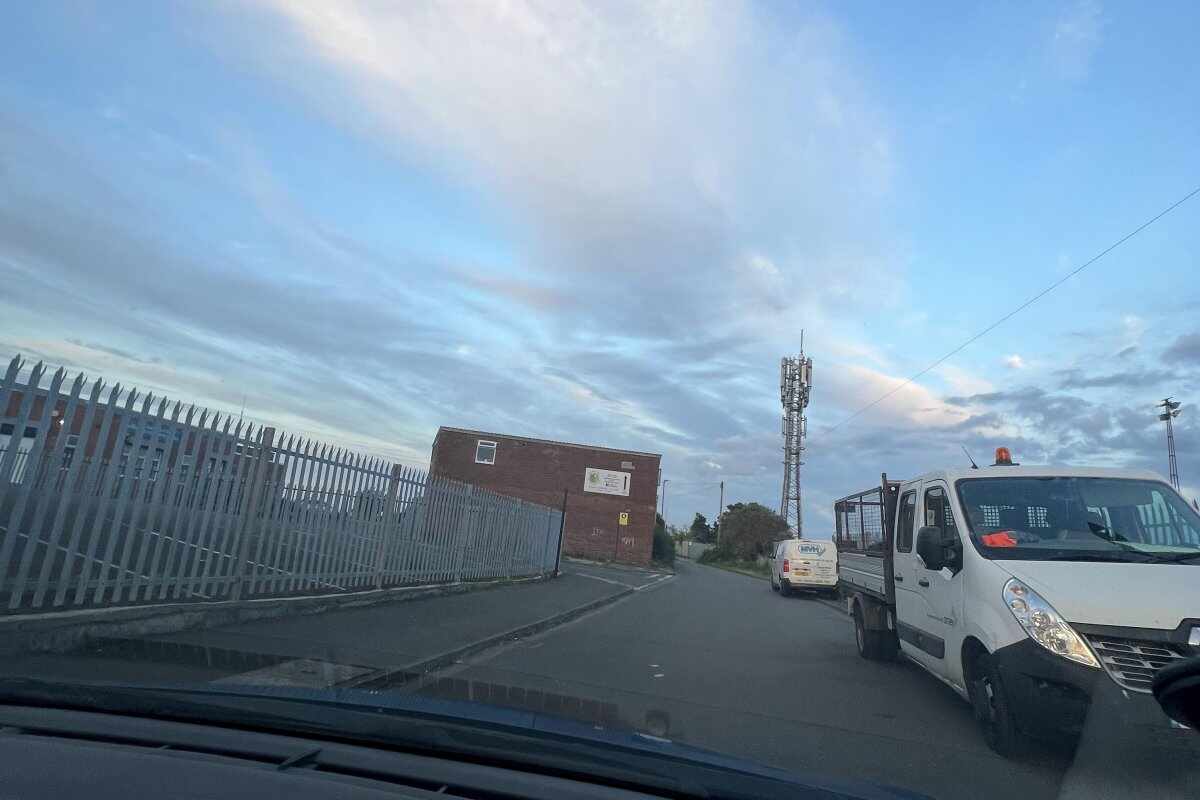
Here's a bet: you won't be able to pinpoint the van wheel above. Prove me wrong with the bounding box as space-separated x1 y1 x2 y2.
969 652 1022 757
779 580 792 597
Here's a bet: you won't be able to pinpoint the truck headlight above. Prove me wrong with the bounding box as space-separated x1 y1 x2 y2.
1002 578 1099 668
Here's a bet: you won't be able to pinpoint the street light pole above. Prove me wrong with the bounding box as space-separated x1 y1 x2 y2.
660 479 669 520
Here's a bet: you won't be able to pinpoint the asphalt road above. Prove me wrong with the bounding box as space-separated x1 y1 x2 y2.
437 559 1072 800
10 557 1195 799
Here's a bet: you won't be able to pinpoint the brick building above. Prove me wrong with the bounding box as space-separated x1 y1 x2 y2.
429 427 662 565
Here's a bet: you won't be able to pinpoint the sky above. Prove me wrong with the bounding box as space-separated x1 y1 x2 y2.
2 1 1199 532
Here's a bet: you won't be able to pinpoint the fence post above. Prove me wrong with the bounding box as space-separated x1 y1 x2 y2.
231 427 274 601
504 501 518 575
553 489 567 577
540 507 553 577
453 484 473 583
375 463 403 589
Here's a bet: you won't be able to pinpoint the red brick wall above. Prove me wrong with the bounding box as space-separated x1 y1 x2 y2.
429 429 661 565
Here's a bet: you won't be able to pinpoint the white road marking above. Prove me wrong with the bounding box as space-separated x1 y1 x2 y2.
570 570 673 591
634 573 673 591
571 572 639 589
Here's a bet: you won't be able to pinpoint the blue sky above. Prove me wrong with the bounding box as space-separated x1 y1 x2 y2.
2 1 1199 531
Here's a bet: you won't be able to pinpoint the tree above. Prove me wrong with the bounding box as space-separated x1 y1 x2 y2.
715 502 788 560
689 512 713 543
652 513 675 564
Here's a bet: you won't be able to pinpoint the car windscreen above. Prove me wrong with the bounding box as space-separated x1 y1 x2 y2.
955 476 1200 562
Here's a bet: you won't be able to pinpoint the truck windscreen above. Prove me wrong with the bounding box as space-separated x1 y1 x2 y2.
955 477 1200 562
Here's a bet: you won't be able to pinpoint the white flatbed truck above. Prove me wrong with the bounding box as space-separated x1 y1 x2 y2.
835 452 1200 755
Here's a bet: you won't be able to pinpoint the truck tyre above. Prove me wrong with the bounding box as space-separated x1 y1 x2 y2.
853 604 889 660
780 580 792 597
969 652 1022 757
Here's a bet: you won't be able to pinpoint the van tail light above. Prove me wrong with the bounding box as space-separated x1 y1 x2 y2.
782 559 790 573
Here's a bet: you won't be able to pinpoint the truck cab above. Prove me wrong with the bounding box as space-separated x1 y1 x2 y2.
837 454 1200 755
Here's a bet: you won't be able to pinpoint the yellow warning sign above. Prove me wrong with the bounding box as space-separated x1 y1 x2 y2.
618 511 629 526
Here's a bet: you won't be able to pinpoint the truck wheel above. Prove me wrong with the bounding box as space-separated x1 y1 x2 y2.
853 605 888 660
969 652 1022 757
780 580 792 597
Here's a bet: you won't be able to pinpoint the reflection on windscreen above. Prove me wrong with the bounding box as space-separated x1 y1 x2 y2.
957 477 1200 557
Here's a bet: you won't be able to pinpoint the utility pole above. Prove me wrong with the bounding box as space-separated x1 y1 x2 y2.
779 333 813 536
1158 398 1183 490
717 480 724 545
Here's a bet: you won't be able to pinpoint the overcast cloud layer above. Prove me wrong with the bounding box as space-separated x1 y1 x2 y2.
2 1 1199 530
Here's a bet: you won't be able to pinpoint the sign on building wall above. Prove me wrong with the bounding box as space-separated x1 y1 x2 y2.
583 467 631 496
618 512 629 526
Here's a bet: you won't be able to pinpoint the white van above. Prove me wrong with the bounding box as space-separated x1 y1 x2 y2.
838 454 1200 755
770 538 838 596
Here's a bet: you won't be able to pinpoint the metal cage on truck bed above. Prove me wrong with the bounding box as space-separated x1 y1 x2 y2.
834 479 898 554
835 475 901 606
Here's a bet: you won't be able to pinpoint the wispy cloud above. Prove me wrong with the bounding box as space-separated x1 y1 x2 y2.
1051 0 1106 81
1164 333 1200 365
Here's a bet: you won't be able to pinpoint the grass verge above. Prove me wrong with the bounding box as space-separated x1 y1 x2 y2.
697 558 769 580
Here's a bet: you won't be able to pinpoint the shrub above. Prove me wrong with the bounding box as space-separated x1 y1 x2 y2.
697 543 734 564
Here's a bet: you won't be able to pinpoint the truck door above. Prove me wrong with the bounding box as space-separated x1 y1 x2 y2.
891 488 926 663
907 482 966 680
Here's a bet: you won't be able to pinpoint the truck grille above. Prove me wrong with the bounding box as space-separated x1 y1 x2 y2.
1086 636 1187 693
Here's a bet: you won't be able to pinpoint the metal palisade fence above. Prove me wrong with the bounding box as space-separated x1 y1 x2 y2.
0 356 563 613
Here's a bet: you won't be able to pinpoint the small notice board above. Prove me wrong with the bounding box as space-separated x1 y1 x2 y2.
584 467 631 496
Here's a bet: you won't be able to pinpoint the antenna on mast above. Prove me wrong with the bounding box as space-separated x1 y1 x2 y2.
779 332 813 535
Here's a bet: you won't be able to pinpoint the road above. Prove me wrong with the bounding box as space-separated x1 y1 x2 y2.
428 559 1071 800
22 557 1192 798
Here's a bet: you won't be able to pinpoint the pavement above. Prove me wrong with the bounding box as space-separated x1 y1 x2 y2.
7 557 1197 799
6 559 666 686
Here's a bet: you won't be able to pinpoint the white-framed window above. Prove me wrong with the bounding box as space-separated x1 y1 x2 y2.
475 440 497 465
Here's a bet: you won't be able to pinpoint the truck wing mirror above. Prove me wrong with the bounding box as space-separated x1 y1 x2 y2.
915 526 944 571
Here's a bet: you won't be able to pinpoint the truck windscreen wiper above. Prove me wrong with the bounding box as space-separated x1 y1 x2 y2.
1139 550 1200 564
1042 551 1158 563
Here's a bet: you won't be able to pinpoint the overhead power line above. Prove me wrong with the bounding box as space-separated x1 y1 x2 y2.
824 182 1200 435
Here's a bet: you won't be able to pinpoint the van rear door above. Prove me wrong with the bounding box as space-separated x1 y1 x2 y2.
790 540 836 583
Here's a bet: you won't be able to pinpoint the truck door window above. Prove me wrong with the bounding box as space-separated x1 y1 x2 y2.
896 491 916 552
923 486 961 542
